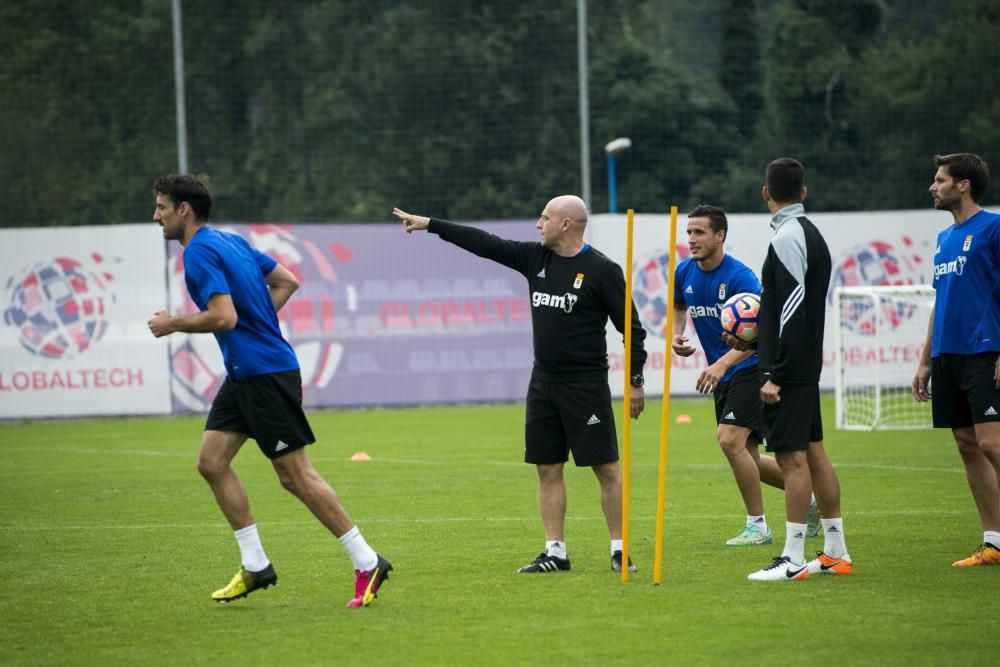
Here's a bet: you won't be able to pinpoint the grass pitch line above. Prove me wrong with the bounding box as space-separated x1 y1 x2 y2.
17 449 966 475
0 508 974 532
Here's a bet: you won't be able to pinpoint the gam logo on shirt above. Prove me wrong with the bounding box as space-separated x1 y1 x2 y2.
532 291 578 314
934 255 967 279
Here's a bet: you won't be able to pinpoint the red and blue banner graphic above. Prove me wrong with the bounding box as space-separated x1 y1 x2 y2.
0 226 171 418
166 221 538 412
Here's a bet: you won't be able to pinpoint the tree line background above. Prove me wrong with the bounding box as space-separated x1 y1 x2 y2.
2 0 998 227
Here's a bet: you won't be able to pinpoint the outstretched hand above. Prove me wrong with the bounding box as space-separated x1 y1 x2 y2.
393 207 431 233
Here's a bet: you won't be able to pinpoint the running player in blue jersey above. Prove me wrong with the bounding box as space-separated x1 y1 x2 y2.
148 174 392 607
913 153 1000 567
672 205 818 546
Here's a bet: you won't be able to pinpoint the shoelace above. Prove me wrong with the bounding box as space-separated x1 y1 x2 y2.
762 556 788 570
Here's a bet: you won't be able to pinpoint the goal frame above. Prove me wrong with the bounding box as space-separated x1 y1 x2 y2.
833 284 935 431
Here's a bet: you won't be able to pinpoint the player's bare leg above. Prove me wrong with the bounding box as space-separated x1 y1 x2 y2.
803 441 853 575
807 441 841 518
271 448 355 537
591 461 622 540
719 425 766 515
272 448 390 605
720 426 776 546
198 430 278 601
954 426 1000 532
518 464 571 573
197 430 253 529
748 445 785 488
592 461 634 571
535 463 567 542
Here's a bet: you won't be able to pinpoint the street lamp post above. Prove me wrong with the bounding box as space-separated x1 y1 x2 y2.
605 137 632 214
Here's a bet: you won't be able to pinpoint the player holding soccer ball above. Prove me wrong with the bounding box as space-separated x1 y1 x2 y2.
672 205 819 547
732 158 852 582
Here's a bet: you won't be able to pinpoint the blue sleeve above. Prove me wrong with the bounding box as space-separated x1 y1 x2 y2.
673 263 687 306
735 265 762 295
252 246 278 276
183 243 230 304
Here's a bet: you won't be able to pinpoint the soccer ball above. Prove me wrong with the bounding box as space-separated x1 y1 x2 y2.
719 292 760 343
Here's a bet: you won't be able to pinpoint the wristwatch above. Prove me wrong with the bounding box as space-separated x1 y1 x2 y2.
630 374 644 388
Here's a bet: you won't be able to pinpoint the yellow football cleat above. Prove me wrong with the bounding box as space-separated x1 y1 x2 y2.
952 543 1000 567
211 564 278 602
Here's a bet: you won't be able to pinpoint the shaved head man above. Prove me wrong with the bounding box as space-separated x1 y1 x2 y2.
394 197 648 575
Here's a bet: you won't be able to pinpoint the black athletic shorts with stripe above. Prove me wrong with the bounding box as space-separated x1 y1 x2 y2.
524 376 619 467
931 352 1000 428
713 365 763 442
761 382 822 452
205 370 316 460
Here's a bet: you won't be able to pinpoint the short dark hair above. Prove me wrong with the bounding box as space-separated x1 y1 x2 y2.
152 174 213 220
935 153 989 203
688 204 728 239
765 157 806 203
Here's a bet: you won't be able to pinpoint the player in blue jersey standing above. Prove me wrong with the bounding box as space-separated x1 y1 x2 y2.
147 174 392 607
913 153 1000 567
672 205 819 546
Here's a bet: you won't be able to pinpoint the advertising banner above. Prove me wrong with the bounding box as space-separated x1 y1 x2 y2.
0 225 171 418
587 209 944 396
166 222 539 412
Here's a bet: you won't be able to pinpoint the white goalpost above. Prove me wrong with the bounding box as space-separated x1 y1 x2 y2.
833 285 935 431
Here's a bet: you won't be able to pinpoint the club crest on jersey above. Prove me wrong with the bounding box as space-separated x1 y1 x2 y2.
573 273 584 289
963 235 973 251
718 283 726 300
532 291 579 313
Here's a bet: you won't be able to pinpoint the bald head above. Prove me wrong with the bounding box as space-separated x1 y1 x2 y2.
547 195 589 228
537 194 588 255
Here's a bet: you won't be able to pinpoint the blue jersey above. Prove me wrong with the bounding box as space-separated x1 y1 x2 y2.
183 227 299 379
674 254 760 382
931 209 1000 357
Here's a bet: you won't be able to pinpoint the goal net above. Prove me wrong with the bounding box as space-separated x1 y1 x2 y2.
833 285 935 430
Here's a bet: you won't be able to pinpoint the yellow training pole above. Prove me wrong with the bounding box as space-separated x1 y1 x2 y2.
621 208 635 584
653 205 679 586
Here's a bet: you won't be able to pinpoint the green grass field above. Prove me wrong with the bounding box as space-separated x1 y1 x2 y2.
1 397 995 665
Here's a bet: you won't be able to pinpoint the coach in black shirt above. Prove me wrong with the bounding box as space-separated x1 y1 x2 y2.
394 195 647 574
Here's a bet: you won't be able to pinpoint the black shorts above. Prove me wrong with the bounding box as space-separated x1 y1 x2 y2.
524 377 619 467
714 365 763 442
931 352 1000 428
761 382 822 452
205 370 316 460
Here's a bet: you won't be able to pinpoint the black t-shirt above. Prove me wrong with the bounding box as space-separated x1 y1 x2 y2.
429 218 647 382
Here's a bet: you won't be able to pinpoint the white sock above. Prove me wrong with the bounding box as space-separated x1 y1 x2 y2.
747 515 768 533
782 522 807 565
546 540 567 559
610 539 623 555
822 518 847 558
338 526 378 571
234 524 270 572
984 531 1000 549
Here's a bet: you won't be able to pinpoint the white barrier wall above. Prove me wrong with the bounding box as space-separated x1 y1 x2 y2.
0 210 953 418
0 225 171 418
587 209 945 397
